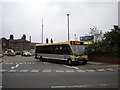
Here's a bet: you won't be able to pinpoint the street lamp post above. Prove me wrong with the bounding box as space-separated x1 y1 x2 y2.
42 19 43 43
67 14 70 41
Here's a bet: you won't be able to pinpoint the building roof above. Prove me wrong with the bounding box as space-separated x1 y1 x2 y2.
9 39 30 43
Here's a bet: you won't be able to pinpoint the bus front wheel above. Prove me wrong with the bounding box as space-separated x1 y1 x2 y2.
82 60 87 65
67 59 72 66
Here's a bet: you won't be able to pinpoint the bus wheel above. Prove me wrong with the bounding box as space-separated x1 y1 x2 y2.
35 54 37 59
67 59 72 66
82 60 87 65
39 56 42 62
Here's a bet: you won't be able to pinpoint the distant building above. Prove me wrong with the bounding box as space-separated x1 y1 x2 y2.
9 34 31 51
30 42 40 49
1 37 9 51
1 34 31 51
30 42 41 55
0 38 2 53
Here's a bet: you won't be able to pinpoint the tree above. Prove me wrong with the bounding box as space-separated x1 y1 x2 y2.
104 25 120 46
87 25 120 57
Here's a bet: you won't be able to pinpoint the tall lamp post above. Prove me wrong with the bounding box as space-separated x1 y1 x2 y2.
42 19 43 43
67 14 70 41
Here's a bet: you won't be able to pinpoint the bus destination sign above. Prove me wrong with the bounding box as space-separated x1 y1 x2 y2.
70 41 83 45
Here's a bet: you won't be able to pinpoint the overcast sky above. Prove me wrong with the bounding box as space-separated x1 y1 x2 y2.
0 0 118 43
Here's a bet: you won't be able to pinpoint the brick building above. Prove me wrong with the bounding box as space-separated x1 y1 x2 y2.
1 34 31 52
1 37 9 51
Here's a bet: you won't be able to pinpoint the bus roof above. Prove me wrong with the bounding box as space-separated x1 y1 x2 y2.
35 41 83 46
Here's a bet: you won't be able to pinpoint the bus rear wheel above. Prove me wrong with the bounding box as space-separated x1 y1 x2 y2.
39 56 43 62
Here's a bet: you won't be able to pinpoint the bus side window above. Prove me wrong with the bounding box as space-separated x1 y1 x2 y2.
62 45 72 55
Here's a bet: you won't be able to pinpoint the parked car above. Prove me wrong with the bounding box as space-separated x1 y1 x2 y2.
3 51 8 55
21 51 31 56
15 51 21 55
21 51 27 56
0 53 3 58
6 49 16 56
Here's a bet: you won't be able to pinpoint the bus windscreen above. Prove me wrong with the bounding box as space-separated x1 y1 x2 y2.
71 45 85 56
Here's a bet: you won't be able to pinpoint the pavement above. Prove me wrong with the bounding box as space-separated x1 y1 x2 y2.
87 61 120 67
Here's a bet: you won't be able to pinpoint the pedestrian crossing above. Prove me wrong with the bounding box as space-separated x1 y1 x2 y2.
0 68 118 73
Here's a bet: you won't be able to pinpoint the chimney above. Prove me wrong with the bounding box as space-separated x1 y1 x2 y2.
51 38 53 43
10 34 14 40
29 36 31 42
46 38 48 43
21 34 26 41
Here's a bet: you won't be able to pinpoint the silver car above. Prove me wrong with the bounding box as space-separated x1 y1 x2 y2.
22 51 32 56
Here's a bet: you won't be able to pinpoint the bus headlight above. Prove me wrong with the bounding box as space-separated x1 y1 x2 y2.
74 58 78 61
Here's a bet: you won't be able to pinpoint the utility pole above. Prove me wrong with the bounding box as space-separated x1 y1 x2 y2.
42 19 43 43
67 14 70 41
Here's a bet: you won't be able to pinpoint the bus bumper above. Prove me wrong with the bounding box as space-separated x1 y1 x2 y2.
73 58 88 65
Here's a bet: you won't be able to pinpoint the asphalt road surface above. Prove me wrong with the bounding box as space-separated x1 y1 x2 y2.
0 55 119 88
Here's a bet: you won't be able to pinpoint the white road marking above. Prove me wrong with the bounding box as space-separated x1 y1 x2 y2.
19 62 35 64
3 62 35 65
77 70 86 72
96 69 106 72
11 64 19 69
56 70 64 72
86 69 96 72
66 70 74 72
63 65 78 69
106 68 117 71
4 63 13 64
42 70 51 72
51 83 110 88
1 68 118 73
27 62 31 64
0 86 2 89
51 85 89 88
19 69 29 72
8 70 17 73
32 62 35 64
31 70 39 72
19 63 23 64
100 84 109 86
44 62 49 64
0 69 7 72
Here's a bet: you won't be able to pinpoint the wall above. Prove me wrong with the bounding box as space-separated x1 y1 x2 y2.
89 57 120 64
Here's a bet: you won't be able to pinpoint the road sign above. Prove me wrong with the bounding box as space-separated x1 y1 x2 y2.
80 36 94 42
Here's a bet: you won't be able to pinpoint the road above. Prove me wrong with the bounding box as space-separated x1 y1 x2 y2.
0 55 119 88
